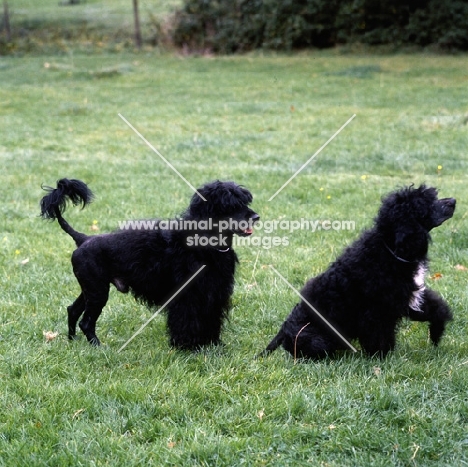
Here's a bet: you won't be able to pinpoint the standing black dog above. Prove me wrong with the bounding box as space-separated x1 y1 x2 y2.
40 178 259 349
263 185 455 359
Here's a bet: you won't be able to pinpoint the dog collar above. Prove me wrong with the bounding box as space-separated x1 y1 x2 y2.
383 241 418 264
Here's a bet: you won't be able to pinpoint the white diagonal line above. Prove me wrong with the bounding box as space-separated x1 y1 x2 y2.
118 265 206 352
270 265 357 352
268 114 356 201
118 113 207 201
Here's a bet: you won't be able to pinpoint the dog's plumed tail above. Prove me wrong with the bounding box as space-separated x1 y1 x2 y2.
40 178 93 246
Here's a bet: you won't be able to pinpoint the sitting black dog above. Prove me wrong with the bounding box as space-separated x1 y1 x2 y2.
40 178 259 349
263 185 455 359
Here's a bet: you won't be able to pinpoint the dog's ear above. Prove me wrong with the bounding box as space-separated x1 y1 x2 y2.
188 190 213 218
187 181 253 219
218 185 253 212
187 180 226 218
235 186 253 205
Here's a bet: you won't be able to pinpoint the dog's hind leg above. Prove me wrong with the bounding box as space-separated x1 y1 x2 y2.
77 284 110 346
282 327 340 359
67 293 85 340
71 248 111 346
255 329 291 359
261 304 341 359
408 288 453 346
259 329 285 357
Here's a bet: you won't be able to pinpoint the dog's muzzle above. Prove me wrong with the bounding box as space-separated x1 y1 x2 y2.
241 213 260 236
433 197 456 227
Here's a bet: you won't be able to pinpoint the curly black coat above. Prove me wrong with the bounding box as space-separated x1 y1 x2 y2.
264 185 456 359
40 178 259 350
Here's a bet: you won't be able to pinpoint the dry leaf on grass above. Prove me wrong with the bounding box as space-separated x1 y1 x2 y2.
72 408 86 419
43 330 58 342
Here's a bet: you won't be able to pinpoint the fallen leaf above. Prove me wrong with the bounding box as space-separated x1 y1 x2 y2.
43 330 58 342
72 408 85 419
257 409 265 420
167 441 176 449
411 444 420 461
455 264 467 271
20 258 30 265
431 272 443 280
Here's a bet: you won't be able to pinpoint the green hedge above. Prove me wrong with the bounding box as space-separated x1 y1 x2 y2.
171 0 468 52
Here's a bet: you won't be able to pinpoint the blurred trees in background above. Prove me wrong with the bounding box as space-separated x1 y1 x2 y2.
172 0 468 52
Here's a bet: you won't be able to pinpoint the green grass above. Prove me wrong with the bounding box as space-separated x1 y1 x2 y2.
1 49 468 466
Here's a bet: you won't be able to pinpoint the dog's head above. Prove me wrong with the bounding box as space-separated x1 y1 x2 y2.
376 184 456 260
186 180 259 236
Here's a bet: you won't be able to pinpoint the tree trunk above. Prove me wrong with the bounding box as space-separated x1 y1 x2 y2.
133 0 142 49
3 1 11 42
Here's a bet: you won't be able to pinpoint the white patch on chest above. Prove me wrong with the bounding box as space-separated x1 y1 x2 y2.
409 263 426 312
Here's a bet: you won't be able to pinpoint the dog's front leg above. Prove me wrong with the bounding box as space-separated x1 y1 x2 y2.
359 318 397 358
408 288 453 346
166 300 225 351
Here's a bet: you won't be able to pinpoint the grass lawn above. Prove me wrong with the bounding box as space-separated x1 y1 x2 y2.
1 37 468 467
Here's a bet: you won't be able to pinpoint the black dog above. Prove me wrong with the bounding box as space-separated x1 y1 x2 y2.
263 185 455 359
40 178 259 349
